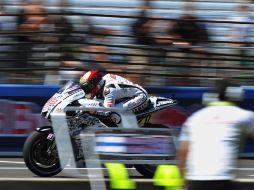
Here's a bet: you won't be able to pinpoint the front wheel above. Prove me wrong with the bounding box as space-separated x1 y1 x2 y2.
23 131 62 177
134 123 175 178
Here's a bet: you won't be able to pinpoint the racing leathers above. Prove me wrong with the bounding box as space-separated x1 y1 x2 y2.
79 73 149 125
100 74 149 112
95 74 149 124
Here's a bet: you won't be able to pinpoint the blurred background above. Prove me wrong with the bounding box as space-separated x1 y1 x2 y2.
0 0 254 86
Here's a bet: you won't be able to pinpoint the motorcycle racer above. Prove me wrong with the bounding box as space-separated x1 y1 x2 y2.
24 71 177 177
79 70 150 123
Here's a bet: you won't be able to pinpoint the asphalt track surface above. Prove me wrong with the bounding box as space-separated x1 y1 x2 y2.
0 157 141 178
1 158 254 179
1 158 254 190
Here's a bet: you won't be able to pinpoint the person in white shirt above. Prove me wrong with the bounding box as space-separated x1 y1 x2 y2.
176 78 254 190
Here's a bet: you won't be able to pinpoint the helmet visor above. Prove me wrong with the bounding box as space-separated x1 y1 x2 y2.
81 81 94 94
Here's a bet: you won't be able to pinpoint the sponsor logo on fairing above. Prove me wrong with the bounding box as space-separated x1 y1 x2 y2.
156 100 174 107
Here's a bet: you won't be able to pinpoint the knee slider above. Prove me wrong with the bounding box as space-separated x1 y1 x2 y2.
110 112 121 124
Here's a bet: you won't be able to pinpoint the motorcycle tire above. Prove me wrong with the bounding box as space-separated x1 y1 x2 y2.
134 123 175 178
23 131 62 177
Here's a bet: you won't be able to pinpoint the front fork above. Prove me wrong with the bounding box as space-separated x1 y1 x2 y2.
45 133 57 156
37 126 84 160
35 126 57 157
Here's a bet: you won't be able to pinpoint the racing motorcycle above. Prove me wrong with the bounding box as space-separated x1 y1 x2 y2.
23 80 177 177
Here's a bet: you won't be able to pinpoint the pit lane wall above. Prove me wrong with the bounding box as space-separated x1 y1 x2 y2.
0 84 254 156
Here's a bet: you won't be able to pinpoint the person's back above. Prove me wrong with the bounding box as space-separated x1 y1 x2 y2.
131 8 155 46
177 78 254 190
169 1 210 46
183 104 254 180
173 15 210 45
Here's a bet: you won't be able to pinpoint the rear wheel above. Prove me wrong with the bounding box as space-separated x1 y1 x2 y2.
134 123 174 178
23 131 62 177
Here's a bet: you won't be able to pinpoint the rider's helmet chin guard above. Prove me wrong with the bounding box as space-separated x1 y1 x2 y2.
80 70 103 99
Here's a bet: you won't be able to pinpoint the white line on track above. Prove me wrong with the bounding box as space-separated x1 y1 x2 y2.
0 160 253 170
236 168 254 171
0 178 253 183
0 167 27 169
0 160 25 164
1 160 254 179
0 178 153 182
0 160 253 171
0 166 135 170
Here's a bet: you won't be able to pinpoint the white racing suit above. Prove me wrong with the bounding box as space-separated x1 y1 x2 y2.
84 74 149 125
101 74 149 112
96 74 149 124
78 74 149 126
